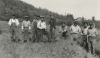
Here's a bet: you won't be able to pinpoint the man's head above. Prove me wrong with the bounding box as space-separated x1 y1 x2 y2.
74 21 78 26
84 22 88 27
40 16 44 22
24 16 29 21
89 23 94 29
35 15 40 20
50 15 54 19
12 15 16 19
62 22 66 27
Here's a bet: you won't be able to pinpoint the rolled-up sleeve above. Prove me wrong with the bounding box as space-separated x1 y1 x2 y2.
22 21 24 30
29 21 31 30
8 19 11 26
37 21 42 29
16 19 19 26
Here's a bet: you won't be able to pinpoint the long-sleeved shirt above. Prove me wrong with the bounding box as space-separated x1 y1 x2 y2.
22 20 31 30
8 18 19 26
32 19 39 25
60 26 68 32
70 25 81 34
87 28 98 37
37 20 46 29
49 18 56 29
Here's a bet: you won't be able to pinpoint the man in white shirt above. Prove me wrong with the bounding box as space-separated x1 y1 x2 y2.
87 23 98 55
22 16 31 43
70 21 81 43
37 16 50 42
81 22 89 52
8 15 19 42
59 22 68 39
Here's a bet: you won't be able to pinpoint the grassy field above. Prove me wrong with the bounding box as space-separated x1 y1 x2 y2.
0 21 100 58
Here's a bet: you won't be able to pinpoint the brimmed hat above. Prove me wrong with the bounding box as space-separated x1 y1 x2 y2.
12 14 16 17
35 15 40 17
24 16 29 18
40 16 44 18
74 21 78 24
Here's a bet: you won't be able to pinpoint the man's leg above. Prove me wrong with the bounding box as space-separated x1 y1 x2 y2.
36 29 43 42
51 28 56 41
44 30 51 42
88 37 92 53
92 38 96 55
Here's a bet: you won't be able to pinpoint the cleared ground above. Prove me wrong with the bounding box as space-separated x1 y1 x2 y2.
0 21 99 58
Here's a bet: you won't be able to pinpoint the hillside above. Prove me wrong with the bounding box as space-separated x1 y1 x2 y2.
0 0 100 27
0 0 75 25
0 21 99 58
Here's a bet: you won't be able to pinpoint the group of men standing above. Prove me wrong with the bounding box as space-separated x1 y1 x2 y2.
8 15 56 43
8 14 98 56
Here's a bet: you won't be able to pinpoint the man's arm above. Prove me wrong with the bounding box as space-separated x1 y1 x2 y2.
16 19 19 26
37 21 42 29
59 26 62 33
21 21 24 30
29 21 31 30
44 22 46 29
8 19 11 26
95 29 98 36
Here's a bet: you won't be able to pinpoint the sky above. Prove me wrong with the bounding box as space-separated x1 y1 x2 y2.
21 0 100 20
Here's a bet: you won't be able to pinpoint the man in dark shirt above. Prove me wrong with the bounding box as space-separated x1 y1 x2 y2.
49 15 56 41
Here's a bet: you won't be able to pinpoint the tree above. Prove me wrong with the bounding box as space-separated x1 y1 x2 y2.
92 16 95 22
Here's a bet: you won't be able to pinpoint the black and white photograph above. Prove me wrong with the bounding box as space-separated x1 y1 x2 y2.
0 0 100 58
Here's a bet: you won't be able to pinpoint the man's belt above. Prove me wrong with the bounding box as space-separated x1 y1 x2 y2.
71 33 78 34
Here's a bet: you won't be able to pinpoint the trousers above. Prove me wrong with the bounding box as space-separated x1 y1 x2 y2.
23 27 30 40
88 36 96 55
50 28 56 40
10 26 18 40
37 29 50 42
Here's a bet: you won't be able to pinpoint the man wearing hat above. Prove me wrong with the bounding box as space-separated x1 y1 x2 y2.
32 15 40 42
70 21 81 44
87 23 98 55
59 22 68 39
49 15 56 41
22 16 31 43
37 16 50 42
8 14 19 42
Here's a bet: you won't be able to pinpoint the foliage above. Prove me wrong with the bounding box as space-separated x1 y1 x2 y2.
0 0 100 27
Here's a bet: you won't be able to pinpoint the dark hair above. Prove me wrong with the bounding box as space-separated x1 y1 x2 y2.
62 22 65 24
12 14 16 17
74 21 78 24
84 22 88 25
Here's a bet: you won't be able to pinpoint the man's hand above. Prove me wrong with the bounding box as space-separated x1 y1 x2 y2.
53 28 55 31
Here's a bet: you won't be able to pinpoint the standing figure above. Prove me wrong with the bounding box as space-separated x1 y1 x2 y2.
81 22 89 52
8 15 19 42
32 15 40 42
37 16 50 42
22 16 31 43
59 22 68 39
87 23 98 55
70 21 81 44
49 15 56 41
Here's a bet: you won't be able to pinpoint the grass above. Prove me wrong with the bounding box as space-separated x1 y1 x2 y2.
0 21 99 58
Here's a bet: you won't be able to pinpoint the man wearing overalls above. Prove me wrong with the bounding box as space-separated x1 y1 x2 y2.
8 15 19 42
